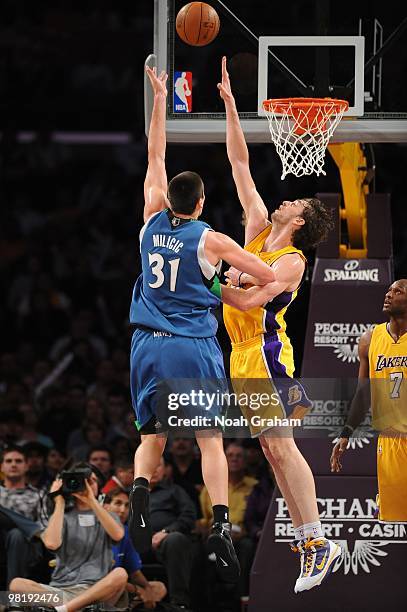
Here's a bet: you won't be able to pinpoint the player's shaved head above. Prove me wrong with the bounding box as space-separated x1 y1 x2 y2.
168 171 204 215
383 279 407 316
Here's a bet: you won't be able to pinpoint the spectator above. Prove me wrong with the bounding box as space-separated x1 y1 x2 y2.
22 441 52 489
105 385 129 441
200 443 257 601
17 402 54 449
87 359 117 401
66 396 106 453
49 309 107 363
0 445 47 586
111 435 138 460
142 457 196 612
0 411 24 446
104 487 167 609
10 463 127 612
167 437 204 517
38 388 79 450
244 463 275 543
87 445 113 479
241 439 268 480
45 447 67 481
71 423 108 461
102 455 134 494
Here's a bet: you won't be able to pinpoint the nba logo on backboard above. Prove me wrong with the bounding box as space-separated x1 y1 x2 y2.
174 71 192 113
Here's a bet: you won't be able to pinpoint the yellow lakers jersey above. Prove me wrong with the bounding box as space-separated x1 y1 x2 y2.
222 225 306 346
369 322 407 432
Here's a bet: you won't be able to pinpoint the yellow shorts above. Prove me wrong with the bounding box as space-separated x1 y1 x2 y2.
377 433 407 523
230 336 311 437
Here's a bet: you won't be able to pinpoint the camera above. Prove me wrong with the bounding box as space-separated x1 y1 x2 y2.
60 467 92 494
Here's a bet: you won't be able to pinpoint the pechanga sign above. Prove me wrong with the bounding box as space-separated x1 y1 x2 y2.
323 259 379 283
313 322 374 363
249 477 407 611
302 258 392 378
274 496 406 575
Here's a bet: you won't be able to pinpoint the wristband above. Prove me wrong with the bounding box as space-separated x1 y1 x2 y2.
48 488 64 499
339 424 354 439
238 272 243 287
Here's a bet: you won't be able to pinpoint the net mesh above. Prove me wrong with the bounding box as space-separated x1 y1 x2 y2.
263 98 349 179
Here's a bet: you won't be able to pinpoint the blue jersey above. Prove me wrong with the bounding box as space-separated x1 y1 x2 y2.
130 210 221 338
112 525 142 575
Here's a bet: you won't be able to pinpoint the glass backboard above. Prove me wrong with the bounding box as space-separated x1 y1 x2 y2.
147 0 407 142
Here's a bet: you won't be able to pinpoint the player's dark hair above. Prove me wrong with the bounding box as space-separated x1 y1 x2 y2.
292 198 334 251
168 171 204 215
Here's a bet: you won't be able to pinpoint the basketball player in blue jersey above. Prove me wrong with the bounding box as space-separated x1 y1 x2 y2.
128 66 277 589
217 57 341 593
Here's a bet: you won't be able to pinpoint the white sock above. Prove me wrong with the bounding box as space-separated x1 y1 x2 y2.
294 521 323 541
55 605 67 612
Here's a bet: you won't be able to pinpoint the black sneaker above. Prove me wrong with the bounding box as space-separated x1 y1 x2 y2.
207 522 240 583
128 482 152 553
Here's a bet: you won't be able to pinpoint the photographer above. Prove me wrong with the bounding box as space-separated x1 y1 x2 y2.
10 463 127 612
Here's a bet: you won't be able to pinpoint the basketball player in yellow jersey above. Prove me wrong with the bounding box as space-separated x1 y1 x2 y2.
331 279 407 523
217 57 340 593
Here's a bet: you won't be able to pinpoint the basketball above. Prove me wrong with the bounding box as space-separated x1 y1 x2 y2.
176 2 220 47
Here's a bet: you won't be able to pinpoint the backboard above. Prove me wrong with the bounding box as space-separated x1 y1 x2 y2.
147 0 407 142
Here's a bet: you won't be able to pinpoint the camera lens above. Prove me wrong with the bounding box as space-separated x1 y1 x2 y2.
67 478 78 491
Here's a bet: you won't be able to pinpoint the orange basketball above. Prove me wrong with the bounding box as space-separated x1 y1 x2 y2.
176 2 220 47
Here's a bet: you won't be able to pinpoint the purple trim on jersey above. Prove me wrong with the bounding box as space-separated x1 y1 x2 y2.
264 291 293 334
262 333 288 377
262 333 313 414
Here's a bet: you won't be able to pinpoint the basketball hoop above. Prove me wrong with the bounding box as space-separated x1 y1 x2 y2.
262 97 349 179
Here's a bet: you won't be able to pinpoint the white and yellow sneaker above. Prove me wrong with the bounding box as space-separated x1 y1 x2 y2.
290 537 342 593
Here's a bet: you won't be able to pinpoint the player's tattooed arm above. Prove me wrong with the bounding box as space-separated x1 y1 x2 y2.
144 66 170 223
218 56 269 245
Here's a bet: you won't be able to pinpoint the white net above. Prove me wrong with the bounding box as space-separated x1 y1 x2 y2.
263 98 348 180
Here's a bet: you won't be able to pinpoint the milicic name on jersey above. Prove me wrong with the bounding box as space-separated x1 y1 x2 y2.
376 354 407 371
153 234 184 253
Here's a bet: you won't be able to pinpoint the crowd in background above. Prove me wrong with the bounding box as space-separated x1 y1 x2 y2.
1 2 407 611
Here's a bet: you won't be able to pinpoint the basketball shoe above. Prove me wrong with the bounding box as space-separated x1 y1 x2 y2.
128 482 152 553
290 537 342 593
207 522 241 583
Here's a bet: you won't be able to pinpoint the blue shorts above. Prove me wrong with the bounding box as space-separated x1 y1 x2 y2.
130 328 227 433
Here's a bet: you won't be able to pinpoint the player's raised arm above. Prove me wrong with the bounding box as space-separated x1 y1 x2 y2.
218 56 269 244
205 231 275 285
220 253 304 311
144 65 170 223
330 330 372 473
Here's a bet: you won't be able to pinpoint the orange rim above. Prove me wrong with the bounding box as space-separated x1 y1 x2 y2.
263 97 349 115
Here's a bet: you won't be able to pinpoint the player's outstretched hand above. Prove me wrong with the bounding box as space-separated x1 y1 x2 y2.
146 65 168 97
217 56 234 103
330 437 348 473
